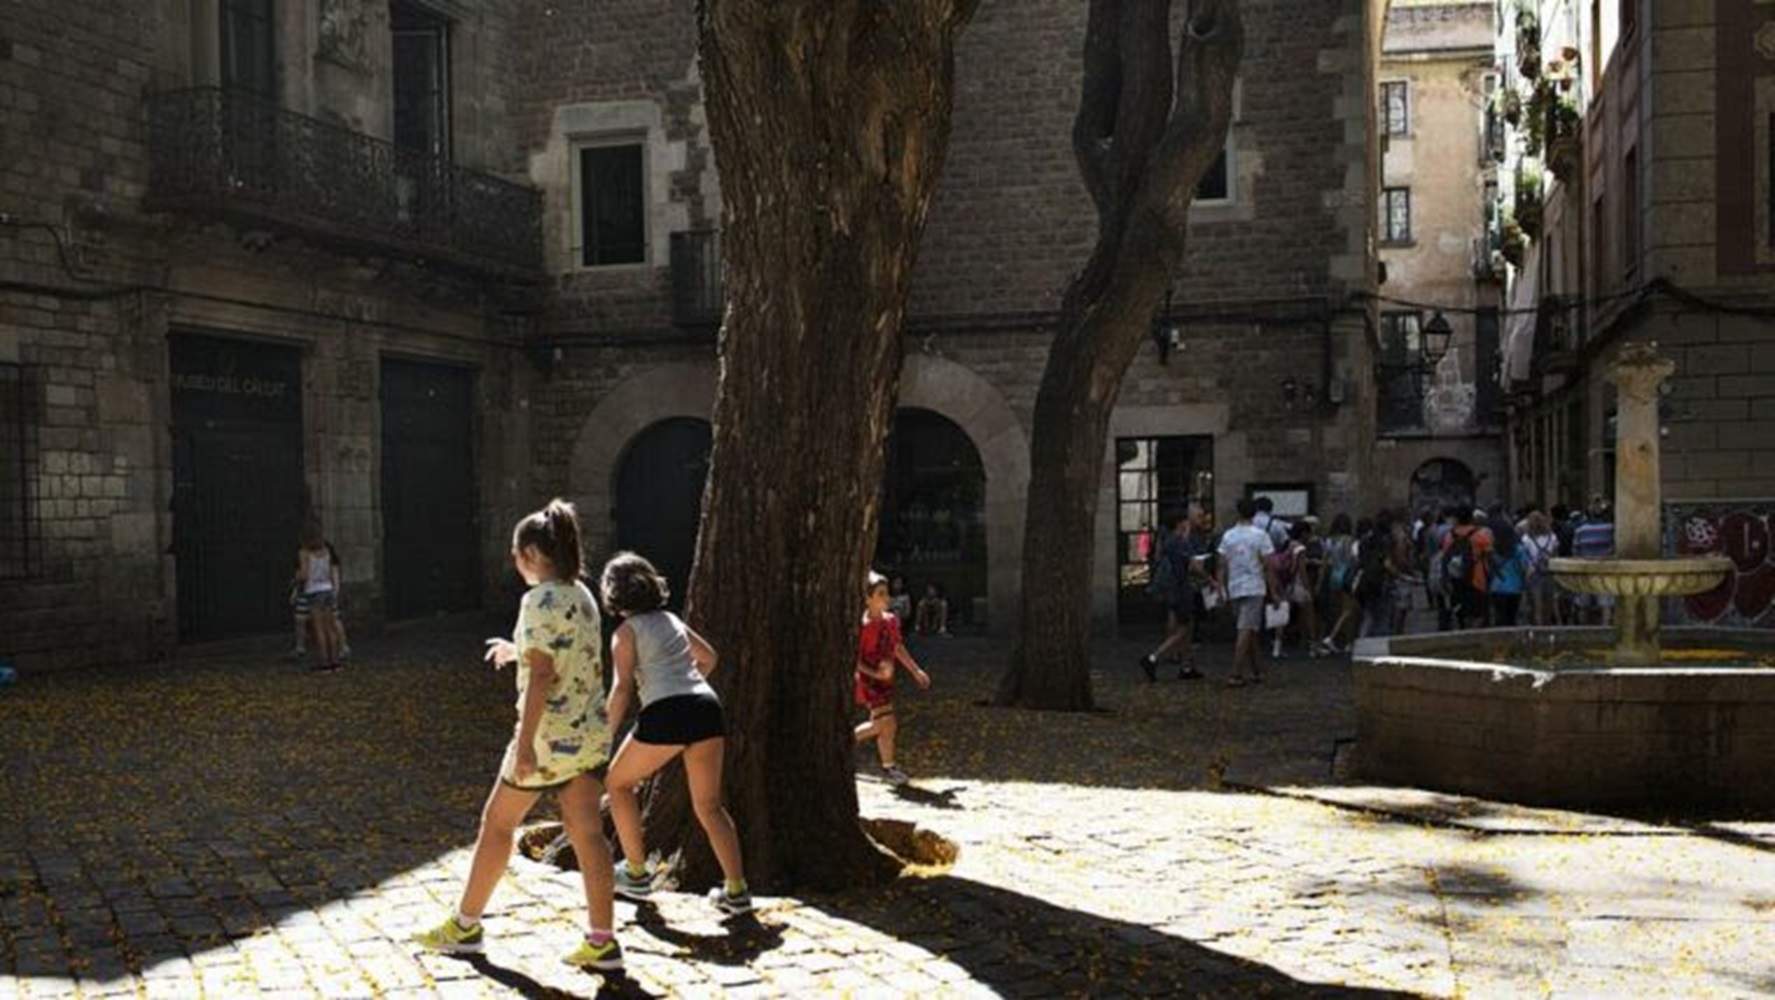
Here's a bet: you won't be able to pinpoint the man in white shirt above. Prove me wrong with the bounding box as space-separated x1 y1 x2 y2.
1217 497 1278 686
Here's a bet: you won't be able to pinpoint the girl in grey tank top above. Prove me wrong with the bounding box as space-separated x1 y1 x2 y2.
626 610 716 707
599 552 752 916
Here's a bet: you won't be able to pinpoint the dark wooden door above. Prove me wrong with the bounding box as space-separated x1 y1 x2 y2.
381 359 479 620
614 418 711 610
170 335 304 641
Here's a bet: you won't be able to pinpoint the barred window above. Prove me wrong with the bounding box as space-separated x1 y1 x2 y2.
1381 81 1409 138
1380 187 1413 244
0 364 39 579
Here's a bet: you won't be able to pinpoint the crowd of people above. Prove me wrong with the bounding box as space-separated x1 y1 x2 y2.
1138 492 1620 685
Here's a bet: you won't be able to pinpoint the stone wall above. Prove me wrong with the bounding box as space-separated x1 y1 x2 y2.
0 0 533 672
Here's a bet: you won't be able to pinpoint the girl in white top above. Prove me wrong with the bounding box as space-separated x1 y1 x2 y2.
601 551 752 917
293 522 342 672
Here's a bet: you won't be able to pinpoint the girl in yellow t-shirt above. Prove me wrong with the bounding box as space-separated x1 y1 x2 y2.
413 500 622 972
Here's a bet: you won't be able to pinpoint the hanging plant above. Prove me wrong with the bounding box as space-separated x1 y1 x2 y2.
1514 169 1544 241
1501 216 1527 268
1500 88 1524 126
1547 97 1584 184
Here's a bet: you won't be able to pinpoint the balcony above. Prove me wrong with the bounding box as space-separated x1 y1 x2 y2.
146 88 542 279
670 229 723 328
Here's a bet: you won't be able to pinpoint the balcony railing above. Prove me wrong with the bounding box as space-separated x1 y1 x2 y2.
670 229 723 328
146 88 542 278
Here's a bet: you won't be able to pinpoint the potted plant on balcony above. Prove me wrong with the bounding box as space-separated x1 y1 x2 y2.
1545 96 1583 184
1501 215 1527 269
1499 87 1524 127
1514 167 1543 242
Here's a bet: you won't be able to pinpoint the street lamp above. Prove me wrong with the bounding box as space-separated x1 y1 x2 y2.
1420 310 1454 368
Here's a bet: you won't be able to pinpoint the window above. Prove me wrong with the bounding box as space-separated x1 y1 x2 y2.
1379 312 1425 432
577 142 647 267
1380 187 1412 243
1197 150 1230 202
220 0 275 97
1381 81 1410 137
1593 194 1608 295
0 364 38 579
1623 147 1640 276
1114 435 1214 623
392 2 451 158
1195 78 1241 204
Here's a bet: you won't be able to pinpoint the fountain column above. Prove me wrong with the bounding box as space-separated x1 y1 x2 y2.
1608 343 1675 665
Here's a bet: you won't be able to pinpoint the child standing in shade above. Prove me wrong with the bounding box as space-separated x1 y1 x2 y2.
854 572 931 786
601 552 752 917
413 500 622 972
294 522 343 672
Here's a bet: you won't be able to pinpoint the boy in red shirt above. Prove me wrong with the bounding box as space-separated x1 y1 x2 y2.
854 572 931 786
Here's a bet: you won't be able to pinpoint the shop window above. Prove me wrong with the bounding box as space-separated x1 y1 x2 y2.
1114 435 1214 623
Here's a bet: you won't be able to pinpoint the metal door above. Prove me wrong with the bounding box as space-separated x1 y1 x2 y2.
170 335 304 641
614 418 711 610
380 359 479 619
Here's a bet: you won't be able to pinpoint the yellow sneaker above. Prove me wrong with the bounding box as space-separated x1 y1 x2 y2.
411 914 483 954
562 935 624 972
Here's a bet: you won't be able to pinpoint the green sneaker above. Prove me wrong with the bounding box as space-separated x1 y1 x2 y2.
613 862 653 901
562 935 624 971
412 914 483 954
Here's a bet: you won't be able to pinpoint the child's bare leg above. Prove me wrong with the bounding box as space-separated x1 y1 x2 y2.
293 612 308 651
558 774 615 933
457 781 539 921
873 708 898 766
604 736 682 870
683 739 745 886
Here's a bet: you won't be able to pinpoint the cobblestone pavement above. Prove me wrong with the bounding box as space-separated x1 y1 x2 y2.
3 624 1774 998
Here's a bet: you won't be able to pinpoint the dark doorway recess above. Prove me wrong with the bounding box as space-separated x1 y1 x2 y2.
877 408 987 628
171 333 305 641
381 358 479 620
613 418 711 611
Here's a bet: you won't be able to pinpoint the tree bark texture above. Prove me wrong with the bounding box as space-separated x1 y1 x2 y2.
641 0 978 892
997 0 1244 711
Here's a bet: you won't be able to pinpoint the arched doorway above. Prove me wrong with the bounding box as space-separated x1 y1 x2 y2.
878 409 987 629
613 418 711 610
1409 458 1477 515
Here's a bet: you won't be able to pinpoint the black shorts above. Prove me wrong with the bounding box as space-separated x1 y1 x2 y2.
1167 590 1204 621
634 693 725 746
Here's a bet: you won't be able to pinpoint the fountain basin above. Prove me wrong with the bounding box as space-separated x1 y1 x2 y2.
1548 556 1733 597
1352 627 1775 815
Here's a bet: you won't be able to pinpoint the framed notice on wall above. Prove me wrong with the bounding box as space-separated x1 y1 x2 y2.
1246 483 1314 519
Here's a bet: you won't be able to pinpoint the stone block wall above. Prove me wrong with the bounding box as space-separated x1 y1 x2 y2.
1 0 534 672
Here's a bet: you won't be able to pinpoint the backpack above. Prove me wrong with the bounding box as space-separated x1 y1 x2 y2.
1444 529 1477 591
1354 534 1387 600
1145 532 1178 600
1266 546 1298 592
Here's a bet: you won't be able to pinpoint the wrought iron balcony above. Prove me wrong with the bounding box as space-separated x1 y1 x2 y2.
146 88 542 278
670 229 723 328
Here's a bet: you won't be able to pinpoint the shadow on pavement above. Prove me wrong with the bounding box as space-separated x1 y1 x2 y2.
458 954 664 1000
812 874 1413 997
631 904 784 965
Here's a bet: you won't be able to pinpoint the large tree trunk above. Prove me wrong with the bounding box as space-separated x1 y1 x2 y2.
997 0 1244 710
640 0 978 892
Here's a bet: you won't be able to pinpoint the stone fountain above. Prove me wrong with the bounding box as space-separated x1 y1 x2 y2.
1351 343 1775 815
1547 343 1732 664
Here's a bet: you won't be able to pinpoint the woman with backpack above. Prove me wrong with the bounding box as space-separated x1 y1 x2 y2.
1487 509 1533 627
1318 514 1359 654
1440 508 1494 629
1521 508 1562 625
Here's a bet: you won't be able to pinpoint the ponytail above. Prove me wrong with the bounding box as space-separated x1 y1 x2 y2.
514 498 585 581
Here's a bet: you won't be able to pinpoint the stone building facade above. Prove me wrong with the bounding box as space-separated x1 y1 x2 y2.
1502 0 1775 506
1 0 539 671
1372 0 1509 513
516 0 1388 634
2 0 1389 672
